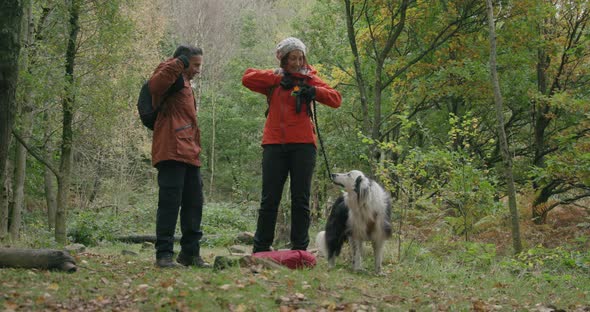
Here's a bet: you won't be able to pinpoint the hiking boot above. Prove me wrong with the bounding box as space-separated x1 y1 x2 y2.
176 253 211 268
155 256 180 268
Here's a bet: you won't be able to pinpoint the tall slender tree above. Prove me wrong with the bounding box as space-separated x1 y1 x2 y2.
486 0 522 253
54 0 80 243
10 0 34 240
0 0 24 240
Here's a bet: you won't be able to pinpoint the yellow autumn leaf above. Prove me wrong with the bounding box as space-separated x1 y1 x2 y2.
47 283 59 291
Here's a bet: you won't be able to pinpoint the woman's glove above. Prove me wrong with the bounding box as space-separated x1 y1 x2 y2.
298 84 316 101
280 72 295 89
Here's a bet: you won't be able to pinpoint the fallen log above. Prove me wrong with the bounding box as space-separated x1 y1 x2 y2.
115 234 222 244
115 235 179 244
0 248 76 273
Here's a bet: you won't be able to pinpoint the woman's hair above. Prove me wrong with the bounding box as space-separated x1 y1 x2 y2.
173 45 203 58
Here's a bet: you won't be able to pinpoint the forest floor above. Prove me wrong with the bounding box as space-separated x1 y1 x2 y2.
1 204 589 311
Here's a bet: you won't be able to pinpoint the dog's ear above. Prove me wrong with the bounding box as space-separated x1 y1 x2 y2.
354 175 368 203
354 175 363 194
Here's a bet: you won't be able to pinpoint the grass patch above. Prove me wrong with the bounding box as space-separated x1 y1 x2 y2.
3 202 589 311
1 240 589 311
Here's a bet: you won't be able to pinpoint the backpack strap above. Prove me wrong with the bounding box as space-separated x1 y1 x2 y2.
191 87 198 113
264 86 275 117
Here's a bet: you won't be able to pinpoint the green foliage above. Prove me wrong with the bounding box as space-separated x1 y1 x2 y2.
19 210 58 249
457 242 497 267
501 245 590 277
67 210 119 246
442 154 501 237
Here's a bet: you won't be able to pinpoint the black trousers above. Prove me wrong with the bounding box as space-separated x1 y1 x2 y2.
155 160 204 259
253 144 316 252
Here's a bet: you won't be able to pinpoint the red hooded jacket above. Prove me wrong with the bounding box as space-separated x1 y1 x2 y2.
149 58 201 167
242 65 341 146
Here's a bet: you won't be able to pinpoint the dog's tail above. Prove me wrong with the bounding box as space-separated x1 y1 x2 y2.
315 231 328 258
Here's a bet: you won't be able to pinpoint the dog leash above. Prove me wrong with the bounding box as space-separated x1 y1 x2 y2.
311 99 333 181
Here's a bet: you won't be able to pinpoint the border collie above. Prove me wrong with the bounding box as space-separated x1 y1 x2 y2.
316 170 392 274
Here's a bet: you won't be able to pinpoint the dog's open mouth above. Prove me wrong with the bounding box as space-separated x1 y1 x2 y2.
333 181 344 188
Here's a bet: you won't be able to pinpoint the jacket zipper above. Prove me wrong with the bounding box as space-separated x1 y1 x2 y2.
279 88 286 144
175 123 193 132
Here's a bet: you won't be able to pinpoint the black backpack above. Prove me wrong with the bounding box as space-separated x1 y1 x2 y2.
137 75 184 130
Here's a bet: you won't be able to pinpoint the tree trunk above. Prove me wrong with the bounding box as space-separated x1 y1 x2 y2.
532 181 557 224
56 0 81 244
531 30 552 223
344 0 370 134
0 0 24 241
10 121 30 240
43 111 57 230
9 0 34 241
45 165 57 229
486 0 522 253
534 49 551 169
0 248 76 272
209 95 216 198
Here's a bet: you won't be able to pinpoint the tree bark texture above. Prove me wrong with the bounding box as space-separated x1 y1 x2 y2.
486 0 522 253
0 248 76 272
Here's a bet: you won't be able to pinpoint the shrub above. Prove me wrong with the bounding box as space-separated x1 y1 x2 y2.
500 245 590 277
68 210 119 246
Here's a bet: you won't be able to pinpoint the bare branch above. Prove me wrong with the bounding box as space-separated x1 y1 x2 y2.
12 129 60 178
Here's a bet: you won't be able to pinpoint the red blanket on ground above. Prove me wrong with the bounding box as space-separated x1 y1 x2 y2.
252 250 316 269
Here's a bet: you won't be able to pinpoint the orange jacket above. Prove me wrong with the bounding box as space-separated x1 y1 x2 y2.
149 58 201 167
242 65 341 146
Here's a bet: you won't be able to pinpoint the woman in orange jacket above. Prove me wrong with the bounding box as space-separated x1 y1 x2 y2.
242 37 342 252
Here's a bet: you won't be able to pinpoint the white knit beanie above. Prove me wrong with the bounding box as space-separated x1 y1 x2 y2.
275 37 306 61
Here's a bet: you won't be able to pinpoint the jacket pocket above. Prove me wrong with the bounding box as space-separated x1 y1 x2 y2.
175 123 198 156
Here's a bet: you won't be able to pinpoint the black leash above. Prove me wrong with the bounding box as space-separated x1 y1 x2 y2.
311 99 333 181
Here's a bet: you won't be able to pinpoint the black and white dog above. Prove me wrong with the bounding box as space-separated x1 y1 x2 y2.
316 170 392 273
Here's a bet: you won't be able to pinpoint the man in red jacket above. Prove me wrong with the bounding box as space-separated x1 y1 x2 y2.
149 45 210 268
242 37 342 253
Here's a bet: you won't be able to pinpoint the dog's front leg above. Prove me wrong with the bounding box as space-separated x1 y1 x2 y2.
350 238 363 272
327 255 336 269
372 239 385 275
